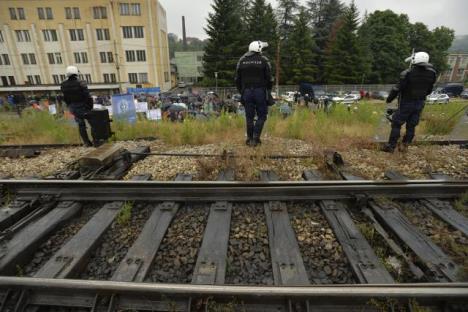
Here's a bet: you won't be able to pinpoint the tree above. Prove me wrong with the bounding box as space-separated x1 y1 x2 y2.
359 10 411 83
324 1 367 84
246 0 279 63
283 7 318 84
308 0 345 82
431 26 455 74
202 0 245 86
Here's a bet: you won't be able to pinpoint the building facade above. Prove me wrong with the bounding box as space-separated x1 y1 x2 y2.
440 53 468 83
0 0 171 94
173 51 204 84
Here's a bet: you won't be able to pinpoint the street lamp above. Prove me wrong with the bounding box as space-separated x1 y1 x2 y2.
214 72 218 94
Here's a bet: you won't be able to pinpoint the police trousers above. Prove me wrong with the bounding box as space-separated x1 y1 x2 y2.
388 100 425 148
69 104 93 145
243 87 268 140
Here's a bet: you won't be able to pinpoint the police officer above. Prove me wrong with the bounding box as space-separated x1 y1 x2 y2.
61 66 95 147
383 52 436 153
235 41 273 146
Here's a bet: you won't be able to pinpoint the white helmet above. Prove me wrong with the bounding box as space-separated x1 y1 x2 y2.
66 65 79 77
405 52 430 64
249 41 268 53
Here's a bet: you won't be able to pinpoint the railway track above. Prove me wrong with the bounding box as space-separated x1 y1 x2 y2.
0 173 467 311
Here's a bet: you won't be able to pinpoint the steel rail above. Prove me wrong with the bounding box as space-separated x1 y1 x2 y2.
2 179 467 202
0 277 467 298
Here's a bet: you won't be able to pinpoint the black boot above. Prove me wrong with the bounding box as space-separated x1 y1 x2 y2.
381 144 395 153
253 137 262 146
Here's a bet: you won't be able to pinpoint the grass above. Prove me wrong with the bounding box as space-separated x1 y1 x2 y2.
419 101 468 136
454 192 468 216
1 100 466 147
116 201 133 225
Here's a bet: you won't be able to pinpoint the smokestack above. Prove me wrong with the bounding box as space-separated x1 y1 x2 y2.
182 16 187 50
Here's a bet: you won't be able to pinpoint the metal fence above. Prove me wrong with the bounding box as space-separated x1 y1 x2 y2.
191 85 395 99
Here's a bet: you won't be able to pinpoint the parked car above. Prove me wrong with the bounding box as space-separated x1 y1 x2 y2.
461 89 468 99
283 91 296 102
333 95 358 104
314 89 328 101
348 91 361 100
441 83 464 97
371 91 389 100
426 93 450 104
177 81 186 88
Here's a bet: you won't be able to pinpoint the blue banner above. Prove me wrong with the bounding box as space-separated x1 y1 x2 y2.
111 94 136 124
127 87 161 94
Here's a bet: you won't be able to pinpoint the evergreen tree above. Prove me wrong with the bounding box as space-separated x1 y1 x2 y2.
276 0 299 85
308 0 345 82
283 7 317 84
203 0 245 86
246 0 278 63
324 1 367 84
359 10 411 83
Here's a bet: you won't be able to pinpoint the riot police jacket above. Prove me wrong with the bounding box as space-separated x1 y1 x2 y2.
60 75 91 107
235 52 273 93
387 63 436 103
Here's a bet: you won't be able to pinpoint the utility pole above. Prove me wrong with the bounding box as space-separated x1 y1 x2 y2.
275 41 281 97
114 40 122 93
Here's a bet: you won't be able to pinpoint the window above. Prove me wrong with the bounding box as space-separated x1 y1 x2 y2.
103 73 116 83
128 73 138 83
52 75 60 84
197 55 202 62
136 50 146 62
29 54 36 65
73 7 80 19
22 54 37 65
38 8 45 19
46 8 53 19
122 26 132 39
9 8 17 20
120 3 130 15
34 75 41 85
134 26 144 38
38 7 53 20
60 74 66 81
47 52 62 65
55 52 62 64
0 54 10 66
122 26 144 39
164 72 169 82
9 76 16 85
0 31 3 42
65 7 72 19
84 74 92 83
131 3 141 16
125 50 135 62
74 52 88 64
138 73 148 83
1 76 8 86
15 30 31 42
43 29 58 42
96 28 110 41
21 54 29 65
93 6 107 19
69 29 84 41
27 75 34 84
18 8 25 20
65 7 80 19
100 51 114 63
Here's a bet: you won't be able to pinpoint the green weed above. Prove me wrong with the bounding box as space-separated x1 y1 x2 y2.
117 201 133 225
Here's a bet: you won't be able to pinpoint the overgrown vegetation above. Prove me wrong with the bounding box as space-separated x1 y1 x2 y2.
1 101 465 147
454 192 468 217
419 102 468 136
116 201 133 226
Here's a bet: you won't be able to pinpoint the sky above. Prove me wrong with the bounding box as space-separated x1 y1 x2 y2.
159 0 468 39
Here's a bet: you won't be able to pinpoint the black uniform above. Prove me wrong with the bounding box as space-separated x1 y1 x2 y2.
235 51 272 145
386 63 436 150
61 75 94 146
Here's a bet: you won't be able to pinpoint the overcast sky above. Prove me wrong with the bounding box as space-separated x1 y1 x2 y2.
160 0 468 39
